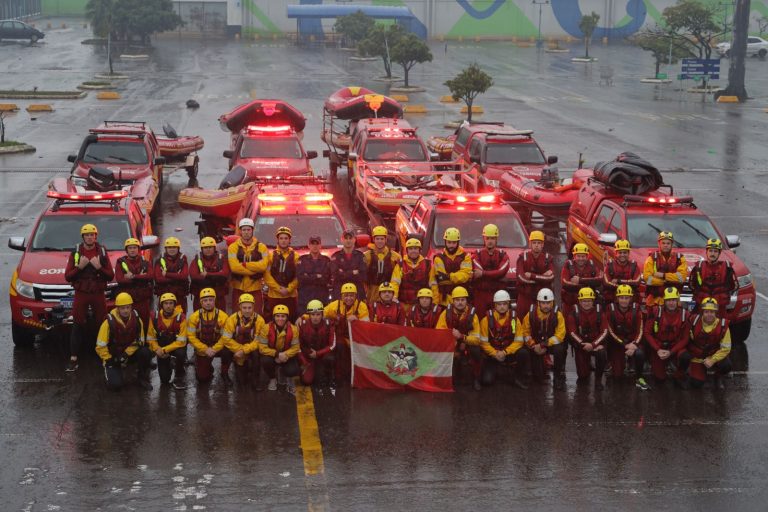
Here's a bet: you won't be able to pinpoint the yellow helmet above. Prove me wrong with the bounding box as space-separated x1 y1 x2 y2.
306 300 324 313
572 243 589 255
124 237 140 248
164 237 181 248
405 238 421 249
663 287 680 301
238 293 255 305
451 286 469 299
200 237 216 248
372 226 388 237
615 239 631 251
199 288 216 299
417 288 433 299
341 283 357 295
273 304 290 316
80 223 98 235
482 224 499 238
701 297 719 311
616 284 634 297
443 227 461 242
529 230 545 242
378 281 396 293
578 287 596 300
658 231 674 241
115 292 133 306
706 238 722 251
276 226 292 238
159 292 177 304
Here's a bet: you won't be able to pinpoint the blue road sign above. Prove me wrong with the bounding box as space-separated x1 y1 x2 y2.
680 58 720 80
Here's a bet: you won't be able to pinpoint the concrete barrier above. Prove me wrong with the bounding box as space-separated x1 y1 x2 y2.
26 104 54 112
716 95 739 103
391 94 409 102
460 105 484 114
97 91 121 100
440 95 458 103
0 104 19 112
403 104 427 114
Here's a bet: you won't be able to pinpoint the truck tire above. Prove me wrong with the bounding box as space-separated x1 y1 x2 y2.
12 323 35 347
730 318 751 344
329 161 338 178
30 35 39 44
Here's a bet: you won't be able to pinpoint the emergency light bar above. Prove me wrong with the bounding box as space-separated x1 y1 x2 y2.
485 129 533 137
246 125 292 133
258 192 333 203
624 194 694 205
437 192 501 204
47 190 128 201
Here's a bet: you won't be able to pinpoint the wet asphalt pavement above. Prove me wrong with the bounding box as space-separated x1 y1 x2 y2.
1 20 768 510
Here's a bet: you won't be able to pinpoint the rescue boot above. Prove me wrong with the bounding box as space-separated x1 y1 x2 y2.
267 378 278 391
553 374 566 391
594 373 604 391
674 376 690 390
137 369 153 391
65 359 79 373
713 376 725 391
221 373 233 387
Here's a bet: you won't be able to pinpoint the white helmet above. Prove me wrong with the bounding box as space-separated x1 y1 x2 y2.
493 290 511 303
238 217 255 229
537 288 555 302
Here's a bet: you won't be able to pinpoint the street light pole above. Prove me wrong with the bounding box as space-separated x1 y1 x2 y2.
532 0 549 48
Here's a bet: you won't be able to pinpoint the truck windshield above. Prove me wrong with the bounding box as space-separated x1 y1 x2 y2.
432 212 527 248
241 137 302 159
485 143 545 165
82 141 149 164
627 214 720 248
363 139 427 161
254 215 343 248
31 216 132 251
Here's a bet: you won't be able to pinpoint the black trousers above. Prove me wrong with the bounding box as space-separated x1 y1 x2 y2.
104 346 153 390
481 347 531 386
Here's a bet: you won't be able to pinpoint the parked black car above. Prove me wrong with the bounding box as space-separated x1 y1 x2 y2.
0 20 45 43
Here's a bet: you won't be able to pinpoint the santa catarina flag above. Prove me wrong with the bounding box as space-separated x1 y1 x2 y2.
349 320 454 392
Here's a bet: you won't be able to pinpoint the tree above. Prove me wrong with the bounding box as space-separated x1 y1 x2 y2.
722 0 751 101
106 0 181 44
86 0 115 38
358 24 405 79
0 112 6 143
631 27 690 78
662 0 721 59
444 63 493 122
389 33 432 87
755 15 768 36
579 11 600 59
334 10 375 47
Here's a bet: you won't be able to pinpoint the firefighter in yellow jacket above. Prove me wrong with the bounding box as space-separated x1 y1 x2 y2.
433 227 472 306
264 226 300 322
324 282 370 381
479 290 530 389
393 237 438 311
520 288 567 390
95 292 153 391
228 217 269 312
146 292 187 389
363 226 401 304
187 288 232 385
643 231 688 307
436 286 482 390
259 304 301 391
222 293 266 389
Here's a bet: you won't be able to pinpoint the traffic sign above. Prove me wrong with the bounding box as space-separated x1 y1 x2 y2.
680 58 720 80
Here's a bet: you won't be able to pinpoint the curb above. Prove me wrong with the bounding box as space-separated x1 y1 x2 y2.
640 78 672 84
390 86 426 93
77 83 114 90
0 92 86 100
0 144 36 154
94 73 129 80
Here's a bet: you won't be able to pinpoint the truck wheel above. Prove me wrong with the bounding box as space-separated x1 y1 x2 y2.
759 49 767 59
186 159 199 180
730 318 751 344
329 161 338 178
12 323 35 348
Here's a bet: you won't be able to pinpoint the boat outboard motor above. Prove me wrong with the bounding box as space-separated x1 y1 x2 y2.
540 166 560 189
88 167 117 191
219 165 246 190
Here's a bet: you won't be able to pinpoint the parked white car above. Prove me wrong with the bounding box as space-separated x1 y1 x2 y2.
717 36 768 58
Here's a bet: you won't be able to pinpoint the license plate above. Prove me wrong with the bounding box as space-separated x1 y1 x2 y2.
60 297 74 310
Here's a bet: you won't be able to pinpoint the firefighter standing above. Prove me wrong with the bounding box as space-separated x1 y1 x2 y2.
682 297 732 389
689 238 737 317
222 293 266 389
644 287 690 387
264 226 300 322
643 232 688 308
515 231 555 319
606 285 649 390
115 237 153 331
187 288 232 385
407 289 441 328
147 292 187 389
520 288 567 390
189 237 230 311
228 217 269 313
395 238 438 310
433 227 472 307
370 282 406 325
259 304 301 392
330 229 366 300
479 290 530 389
296 235 331 316
153 237 189 308
298 300 337 387
566 287 608 389
560 243 603 312
603 239 641 304
95 292 152 390
472 224 511 316
436 286 482 391
324 283 370 381
65 223 114 373
363 226 401 305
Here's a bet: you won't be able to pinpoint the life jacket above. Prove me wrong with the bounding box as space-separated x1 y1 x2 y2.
270 249 297 287
233 240 264 281
366 248 396 286
116 255 151 299
606 258 638 281
150 310 184 346
518 251 553 294
192 253 227 293
371 301 402 325
234 314 258 344
486 311 516 350
331 299 362 339
267 322 295 351
689 315 728 358
445 305 476 335
434 250 465 295
648 251 683 296
608 303 640 343
159 253 185 274
197 252 224 273
474 249 508 291
299 318 334 352
562 259 600 302
693 260 733 298
529 305 559 346
571 304 602 343
652 306 687 347
197 309 222 346
565 259 599 280
106 309 141 356
399 258 431 303
408 304 440 328
71 243 110 293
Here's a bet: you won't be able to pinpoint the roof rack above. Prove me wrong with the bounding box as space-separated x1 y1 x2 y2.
102 121 147 128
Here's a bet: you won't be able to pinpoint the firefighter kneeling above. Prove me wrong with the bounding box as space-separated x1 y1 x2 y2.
95 292 153 391
644 287 690 387
298 300 336 387
222 293 266 389
521 288 567 390
478 290 529 389
187 288 232 385
147 293 187 390
260 304 301 391
680 297 732 390
567 287 608 389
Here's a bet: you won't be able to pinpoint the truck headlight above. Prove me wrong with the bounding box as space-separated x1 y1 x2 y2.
14 277 35 299
737 273 753 288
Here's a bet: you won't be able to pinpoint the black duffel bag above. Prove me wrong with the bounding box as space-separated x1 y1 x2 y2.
593 152 664 195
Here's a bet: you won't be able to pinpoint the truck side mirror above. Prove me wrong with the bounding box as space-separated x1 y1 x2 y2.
140 235 159 249
597 233 618 245
547 155 559 165
154 157 166 166
223 150 234 159
8 236 26 251
726 235 740 248
322 149 331 158
67 154 77 163
306 150 318 159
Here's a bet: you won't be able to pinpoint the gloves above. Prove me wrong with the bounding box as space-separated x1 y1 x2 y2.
436 272 449 283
